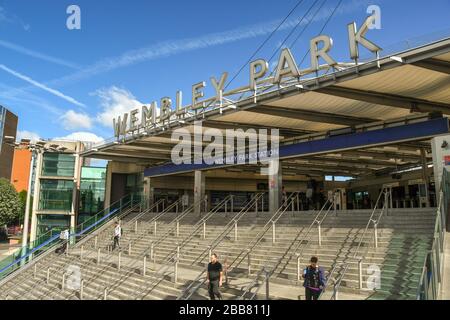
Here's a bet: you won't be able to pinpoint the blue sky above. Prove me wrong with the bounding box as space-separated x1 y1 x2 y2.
0 0 449 144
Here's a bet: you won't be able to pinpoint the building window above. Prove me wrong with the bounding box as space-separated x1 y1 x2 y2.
39 179 74 211
78 167 106 224
37 214 70 238
41 153 75 177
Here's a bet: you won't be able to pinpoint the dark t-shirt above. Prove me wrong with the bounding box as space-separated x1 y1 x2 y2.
207 262 223 281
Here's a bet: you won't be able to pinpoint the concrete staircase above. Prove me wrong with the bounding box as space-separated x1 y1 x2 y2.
0 206 436 300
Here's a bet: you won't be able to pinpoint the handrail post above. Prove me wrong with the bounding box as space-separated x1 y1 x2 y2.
208 245 212 259
374 222 378 248
318 221 322 247
265 267 270 300
143 256 147 276
234 221 238 242
262 195 264 213
272 221 276 243
128 243 132 255
203 221 206 240
131 194 134 206
94 235 98 249
46 267 50 284
225 202 228 217
80 245 84 261
104 288 108 300
247 249 251 276
80 279 84 300
34 263 37 279
118 252 122 271
97 248 101 265
174 257 178 283
119 198 123 214
297 255 301 281
358 259 363 289
154 221 157 236
256 200 259 216
135 220 138 233
176 220 180 238
151 243 155 264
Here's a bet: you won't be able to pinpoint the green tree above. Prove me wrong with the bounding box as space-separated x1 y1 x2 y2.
0 178 23 226
18 190 28 224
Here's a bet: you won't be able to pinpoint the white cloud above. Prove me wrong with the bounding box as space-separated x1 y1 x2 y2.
93 86 151 127
53 132 104 143
16 130 41 143
60 110 92 130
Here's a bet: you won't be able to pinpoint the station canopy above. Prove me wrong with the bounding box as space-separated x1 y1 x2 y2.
82 36 450 179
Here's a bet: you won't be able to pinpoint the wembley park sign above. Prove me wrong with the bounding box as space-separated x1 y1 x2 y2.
113 14 381 139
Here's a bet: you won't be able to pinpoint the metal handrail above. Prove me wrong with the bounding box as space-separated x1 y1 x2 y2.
176 193 265 300
124 198 166 226
131 195 235 300
178 192 299 300
0 198 142 298
238 194 337 300
238 257 281 300
192 192 265 266
74 196 208 300
43 200 179 300
318 261 346 300
329 188 389 299
416 180 446 300
33 200 145 300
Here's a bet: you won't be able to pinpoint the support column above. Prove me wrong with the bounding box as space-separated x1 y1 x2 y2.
194 171 205 216
30 151 43 244
143 177 154 210
268 159 282 213
104 162 113 209
420 148 430 207
431 134 450 196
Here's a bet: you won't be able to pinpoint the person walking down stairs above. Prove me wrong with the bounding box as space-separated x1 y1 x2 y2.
302 256 325 300
207 253 223 300
112 222 122 251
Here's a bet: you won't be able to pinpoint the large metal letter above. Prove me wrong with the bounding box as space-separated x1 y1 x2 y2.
210 72 228 103
348 15 382 60
310 35 337 71
113 113 128 138
273 48 300 84
160 97 172 121
249 59 269 90
192 81 206 110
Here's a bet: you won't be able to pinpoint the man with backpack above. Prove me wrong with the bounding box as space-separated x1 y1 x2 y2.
112 222 122 251
302 256 325 300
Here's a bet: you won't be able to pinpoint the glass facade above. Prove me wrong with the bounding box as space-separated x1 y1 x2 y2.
126 172 144 196
78 166 106 224
41 152 75 177
37 214 70 238
39 179 74 211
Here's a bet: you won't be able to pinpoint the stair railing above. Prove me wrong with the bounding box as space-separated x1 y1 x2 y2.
178 192 299 300
328 187 390 299
175 193 265 300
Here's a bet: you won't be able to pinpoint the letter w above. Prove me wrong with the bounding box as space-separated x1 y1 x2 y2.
113 114 128 138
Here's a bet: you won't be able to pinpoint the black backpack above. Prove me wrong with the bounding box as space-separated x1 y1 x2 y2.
304 266 323 288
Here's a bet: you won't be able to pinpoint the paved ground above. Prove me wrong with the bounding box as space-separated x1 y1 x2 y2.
71 248 368 300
